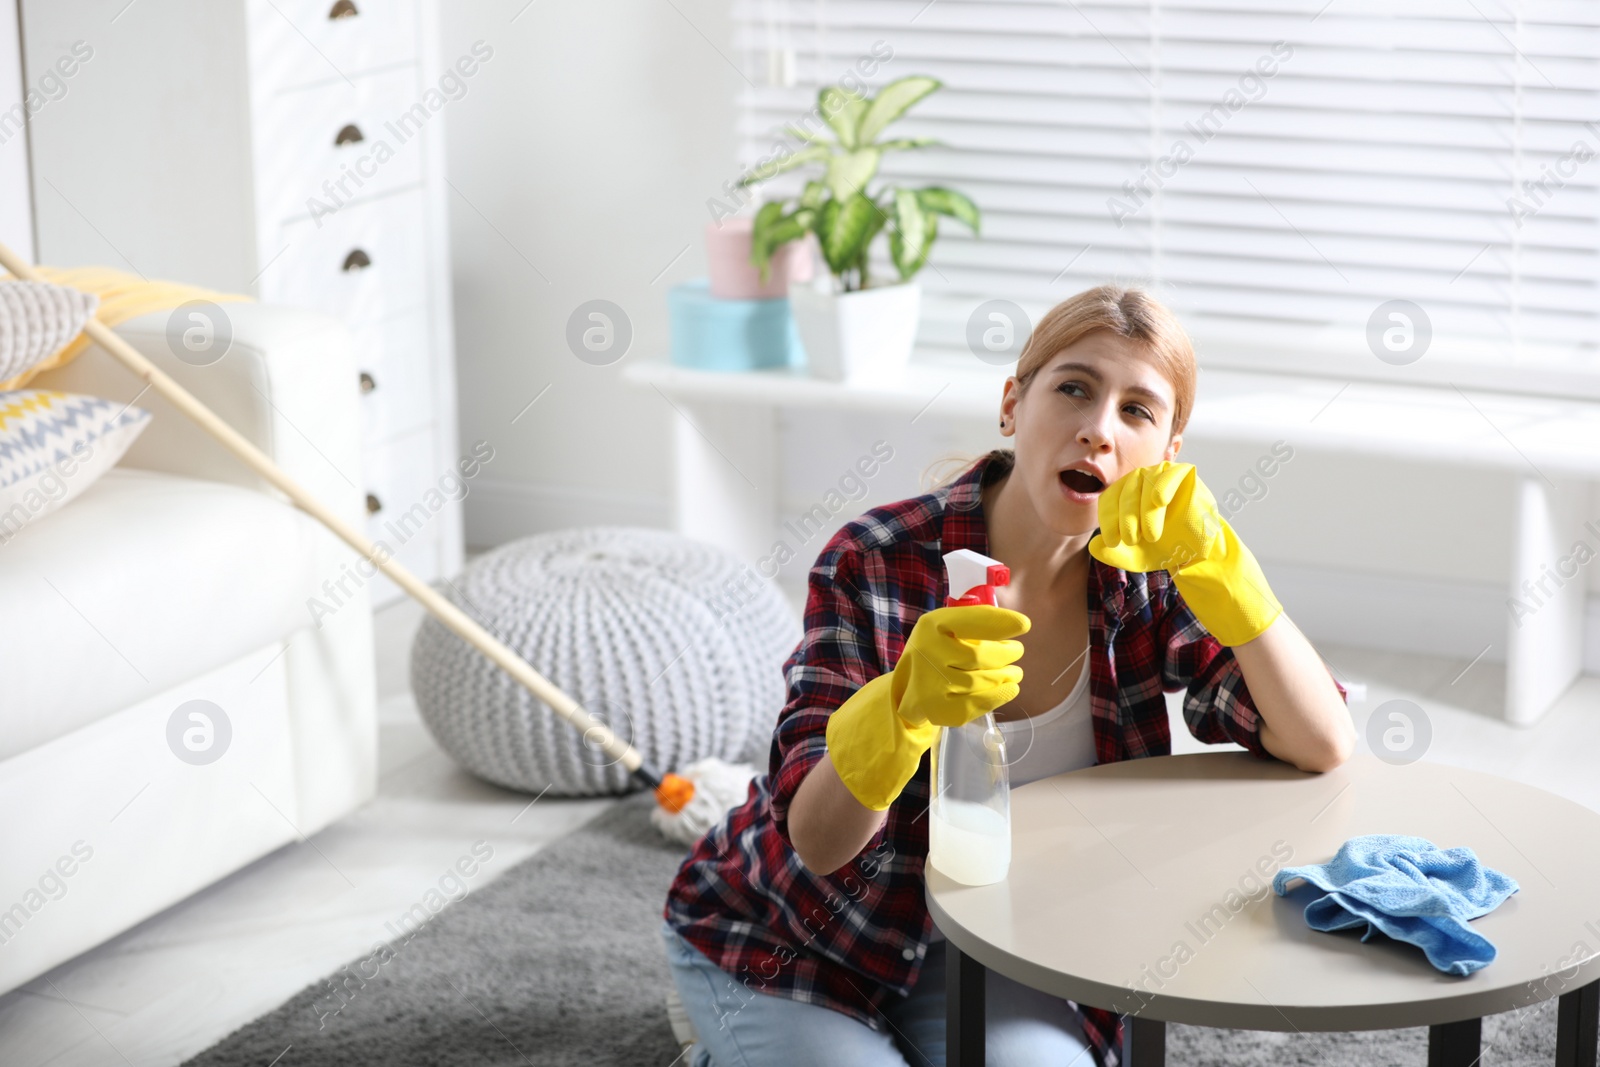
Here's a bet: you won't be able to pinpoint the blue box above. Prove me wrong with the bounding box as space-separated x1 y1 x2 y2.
668 278 804 372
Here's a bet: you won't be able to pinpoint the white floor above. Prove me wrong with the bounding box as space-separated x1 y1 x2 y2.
2 584 1599 1065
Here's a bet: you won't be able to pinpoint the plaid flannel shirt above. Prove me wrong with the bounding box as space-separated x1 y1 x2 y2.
662 449 1348 1067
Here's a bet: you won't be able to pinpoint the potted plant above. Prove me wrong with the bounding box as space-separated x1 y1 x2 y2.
738 75 980 382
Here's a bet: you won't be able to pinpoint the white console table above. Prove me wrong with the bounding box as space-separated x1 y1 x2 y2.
623 355 1600 727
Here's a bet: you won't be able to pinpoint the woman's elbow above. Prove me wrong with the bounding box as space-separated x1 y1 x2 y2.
1298 730 1356 773
790 819 849 877
788 818 824 874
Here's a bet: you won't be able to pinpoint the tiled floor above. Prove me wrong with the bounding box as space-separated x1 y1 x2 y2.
1 581 1597 1065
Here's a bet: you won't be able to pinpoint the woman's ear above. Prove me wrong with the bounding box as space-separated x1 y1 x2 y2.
999 376 1021 437
1164 433 1183 462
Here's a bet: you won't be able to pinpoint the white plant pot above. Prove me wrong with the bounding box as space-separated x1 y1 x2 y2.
788 278 921 384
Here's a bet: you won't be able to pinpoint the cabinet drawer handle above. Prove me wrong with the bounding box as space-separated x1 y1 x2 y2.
366 492 382 514
343 248 372 271
334 123 365 147
329 0 359 19
359 371 376 393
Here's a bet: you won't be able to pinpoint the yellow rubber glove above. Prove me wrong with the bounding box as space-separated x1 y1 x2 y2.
825 604 1030 811
1087 461 1283 646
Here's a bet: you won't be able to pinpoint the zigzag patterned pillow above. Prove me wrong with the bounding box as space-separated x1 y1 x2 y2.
0 389 152 544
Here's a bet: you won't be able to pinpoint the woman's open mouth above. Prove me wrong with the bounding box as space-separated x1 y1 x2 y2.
1058 468 1106 504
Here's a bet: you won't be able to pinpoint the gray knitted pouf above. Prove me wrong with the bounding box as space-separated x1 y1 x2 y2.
409 526 802 797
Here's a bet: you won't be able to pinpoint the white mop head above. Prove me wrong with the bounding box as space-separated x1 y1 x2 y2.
650 756 759 846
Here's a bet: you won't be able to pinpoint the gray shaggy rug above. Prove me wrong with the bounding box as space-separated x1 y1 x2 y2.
179 790 1566 1066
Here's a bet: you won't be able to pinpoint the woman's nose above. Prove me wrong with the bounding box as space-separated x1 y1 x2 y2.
1077 404 1116 449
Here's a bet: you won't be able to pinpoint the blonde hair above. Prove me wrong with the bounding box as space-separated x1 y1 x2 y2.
919 284 1198 491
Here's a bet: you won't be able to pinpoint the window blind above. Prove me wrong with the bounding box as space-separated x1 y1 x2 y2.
731 0 1600 391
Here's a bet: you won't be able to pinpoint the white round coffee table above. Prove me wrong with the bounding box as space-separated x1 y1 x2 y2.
926 750 1600 1066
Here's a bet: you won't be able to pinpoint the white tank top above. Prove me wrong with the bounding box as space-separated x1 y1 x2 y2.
992 650 1095 788
927 655 1093 942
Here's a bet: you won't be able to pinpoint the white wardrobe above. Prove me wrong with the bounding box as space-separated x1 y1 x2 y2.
21 0 462 607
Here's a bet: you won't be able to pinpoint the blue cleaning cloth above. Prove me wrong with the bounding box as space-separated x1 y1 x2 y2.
1272 834 1519 976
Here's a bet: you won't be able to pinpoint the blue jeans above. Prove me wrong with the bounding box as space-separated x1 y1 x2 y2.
660 919 1095 1067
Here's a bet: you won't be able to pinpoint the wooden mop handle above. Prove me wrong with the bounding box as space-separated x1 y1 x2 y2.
0 242 648 780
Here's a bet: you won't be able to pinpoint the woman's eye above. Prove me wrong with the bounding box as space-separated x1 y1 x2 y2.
1058 381 1152 422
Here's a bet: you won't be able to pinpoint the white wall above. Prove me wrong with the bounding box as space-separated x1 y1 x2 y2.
438 0 738 538
0 0 33 259
22 0 264 293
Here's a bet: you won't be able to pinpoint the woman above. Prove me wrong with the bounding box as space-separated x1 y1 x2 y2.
659 285 1353 1067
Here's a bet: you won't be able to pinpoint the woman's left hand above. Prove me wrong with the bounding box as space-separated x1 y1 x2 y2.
1086 461 1221 574
1088 461 1284 646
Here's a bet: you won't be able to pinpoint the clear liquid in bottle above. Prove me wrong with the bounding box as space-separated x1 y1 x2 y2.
929 715 1012 885
926 549 1014 886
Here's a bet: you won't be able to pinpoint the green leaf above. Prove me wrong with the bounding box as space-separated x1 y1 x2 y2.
737 144 830 187
917 187 980 234
859 197 890 252
856 75 941 146
889 188 932 279
857 200 890 289
748 201 788 282
799 180 827 210
889 214 937 280
750 203 816 285
753 216 812 285
819 87 869 149
876 137 939 152
769 209 816 251
818 194 880 276
784 123 832 146
751 199 785 237
814 199 841 273
825 148 881 201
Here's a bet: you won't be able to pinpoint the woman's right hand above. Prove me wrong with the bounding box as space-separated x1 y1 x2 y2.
890 604 1031 728
823 603 1031 812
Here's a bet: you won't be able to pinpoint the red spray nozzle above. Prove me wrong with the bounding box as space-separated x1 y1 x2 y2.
943 550 1010 607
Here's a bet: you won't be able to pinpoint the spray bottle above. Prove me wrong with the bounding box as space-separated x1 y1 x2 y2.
927 549 1014 886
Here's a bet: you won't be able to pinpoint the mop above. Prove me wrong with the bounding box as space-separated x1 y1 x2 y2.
0 240 754 846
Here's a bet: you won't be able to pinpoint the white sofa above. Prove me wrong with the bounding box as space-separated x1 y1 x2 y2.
0 303 378 995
